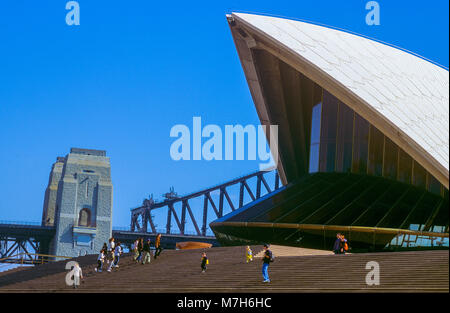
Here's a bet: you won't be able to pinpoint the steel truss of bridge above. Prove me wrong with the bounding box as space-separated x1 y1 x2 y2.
130 168 281 236
0 223 54 264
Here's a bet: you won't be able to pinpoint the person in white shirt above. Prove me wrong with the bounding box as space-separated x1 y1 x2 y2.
107 238 115 265
72 263 83 289
95 249 105 273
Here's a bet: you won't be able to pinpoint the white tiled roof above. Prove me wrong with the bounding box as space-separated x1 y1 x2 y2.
232 13 449 174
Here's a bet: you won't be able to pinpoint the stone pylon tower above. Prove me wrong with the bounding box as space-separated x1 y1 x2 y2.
42 157 65 227
42 148 113 258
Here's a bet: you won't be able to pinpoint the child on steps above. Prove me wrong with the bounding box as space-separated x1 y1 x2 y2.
246 246 253 263
95 249 105 272
201 252 209 273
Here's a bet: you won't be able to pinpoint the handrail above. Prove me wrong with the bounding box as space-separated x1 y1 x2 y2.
0 253 72 264
210 221 450 238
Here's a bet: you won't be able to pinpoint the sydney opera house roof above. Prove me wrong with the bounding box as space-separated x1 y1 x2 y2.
228 13 449 188
211 13 449 252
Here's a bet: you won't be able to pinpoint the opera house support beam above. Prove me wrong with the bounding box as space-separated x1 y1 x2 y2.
212 13 449 252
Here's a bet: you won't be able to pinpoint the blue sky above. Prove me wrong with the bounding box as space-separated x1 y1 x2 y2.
0 0 448 233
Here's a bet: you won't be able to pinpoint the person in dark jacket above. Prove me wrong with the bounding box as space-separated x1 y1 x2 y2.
136 238 144 262
333 233 342 254
262 244 273 283
142 239 152 264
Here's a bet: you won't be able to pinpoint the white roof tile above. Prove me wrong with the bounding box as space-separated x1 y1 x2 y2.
233 13 449 173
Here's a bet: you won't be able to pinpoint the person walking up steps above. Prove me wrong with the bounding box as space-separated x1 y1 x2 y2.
114 242 122 267
102 242 108 255
201 252 209 273
333 233 342 255
72 263 83 289
108 241 122 272
142 239 152 265
137 238 144 263
154 234 162 259
107 237 115 265
341 234 349 254
246 246 253 263
95 249 105 273
262 244 273 283
133 239 139 262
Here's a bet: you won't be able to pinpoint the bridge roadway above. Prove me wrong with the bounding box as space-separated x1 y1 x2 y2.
112 230 218 249
0 223 55 240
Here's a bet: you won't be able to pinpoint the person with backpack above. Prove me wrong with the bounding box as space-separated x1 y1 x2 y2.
262 244 273 283
341 234 349 254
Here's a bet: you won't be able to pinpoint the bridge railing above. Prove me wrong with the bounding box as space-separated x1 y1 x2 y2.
130 168 281 236
0 252 72 265
0 220 42 226
113 227 215 237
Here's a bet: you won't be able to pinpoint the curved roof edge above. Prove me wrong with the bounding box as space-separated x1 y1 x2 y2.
229 11 449 70
228 12 449 188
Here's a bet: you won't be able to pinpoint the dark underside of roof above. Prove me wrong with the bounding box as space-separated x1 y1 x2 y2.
210 172 449 252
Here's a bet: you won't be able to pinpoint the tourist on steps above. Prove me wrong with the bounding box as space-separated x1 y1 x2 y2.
201 252 209 273
137 238 144 262
154 234 162 259
142 239 152 264
133 239 140 262
107 237 115 265
333 233 342 254
107 241 122 272
114 242 122 267
72 263 83 289
340 234 349 254
262 244 273 283
246 246 253 263
95 249 105 272
102 242 108 255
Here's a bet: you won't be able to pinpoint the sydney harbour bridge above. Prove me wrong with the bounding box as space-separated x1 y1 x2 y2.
0 166 281 265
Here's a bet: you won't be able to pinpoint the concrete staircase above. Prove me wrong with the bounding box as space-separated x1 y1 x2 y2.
0 246 447 293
